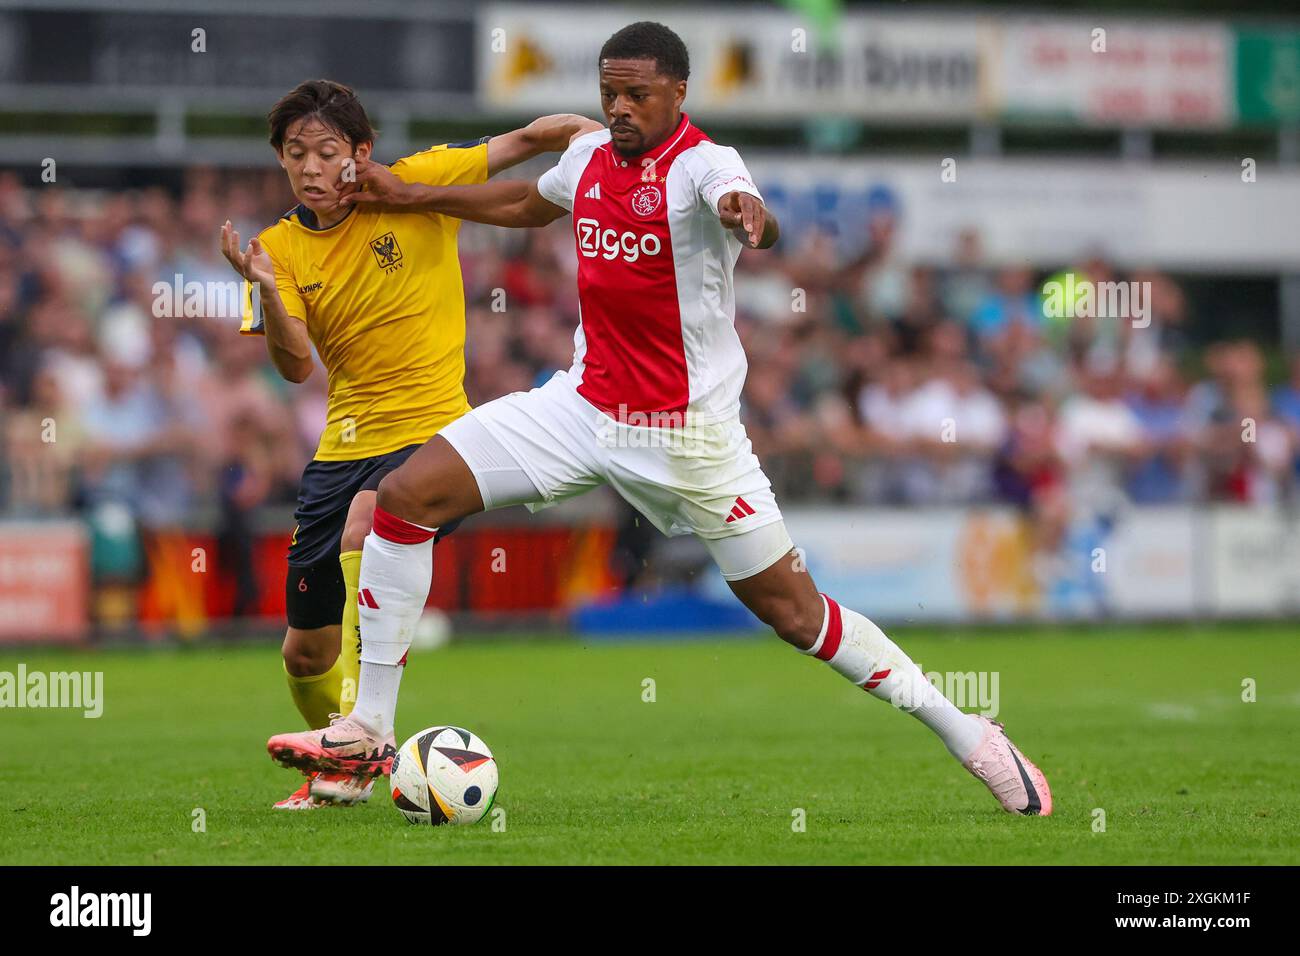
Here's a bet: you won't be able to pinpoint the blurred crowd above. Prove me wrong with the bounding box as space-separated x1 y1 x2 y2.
2 167 1298 563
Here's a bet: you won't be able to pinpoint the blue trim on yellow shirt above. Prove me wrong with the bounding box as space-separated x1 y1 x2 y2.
281 203 355 232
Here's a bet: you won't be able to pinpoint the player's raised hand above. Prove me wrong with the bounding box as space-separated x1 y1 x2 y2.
220 220 275 287
717 191 767 249
338 158 411 207
219 219 246 276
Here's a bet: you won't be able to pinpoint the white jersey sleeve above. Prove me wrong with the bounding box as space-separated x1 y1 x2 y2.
537 129 610 212
688 141 763 216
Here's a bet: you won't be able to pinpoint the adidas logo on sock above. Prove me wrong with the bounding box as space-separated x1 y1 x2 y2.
358 588 381 609
862 668 892 691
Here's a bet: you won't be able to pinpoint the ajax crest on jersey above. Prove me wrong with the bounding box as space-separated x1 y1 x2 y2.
390 726 498 825
631 183 662 217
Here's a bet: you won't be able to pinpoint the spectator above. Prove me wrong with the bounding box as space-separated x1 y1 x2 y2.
970 266 1040 343
1055 359 1145 515
898 355 1006 505
1126 355 1191 504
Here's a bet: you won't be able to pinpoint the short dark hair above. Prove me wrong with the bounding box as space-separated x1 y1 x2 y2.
268 79 375 151
599 22 690 81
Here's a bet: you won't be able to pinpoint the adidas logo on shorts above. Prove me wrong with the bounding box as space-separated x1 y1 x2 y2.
724 496 755 523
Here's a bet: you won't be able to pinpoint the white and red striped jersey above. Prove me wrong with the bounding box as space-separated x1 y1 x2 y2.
537 114 763 426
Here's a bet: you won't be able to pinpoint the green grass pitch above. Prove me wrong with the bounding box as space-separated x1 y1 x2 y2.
3 624 1298 865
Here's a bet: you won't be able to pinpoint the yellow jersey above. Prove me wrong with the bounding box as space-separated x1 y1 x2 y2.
242 141 487 460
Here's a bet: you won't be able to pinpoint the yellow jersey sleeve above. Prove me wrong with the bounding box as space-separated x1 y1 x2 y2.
240 222 307 335
390 141 489 188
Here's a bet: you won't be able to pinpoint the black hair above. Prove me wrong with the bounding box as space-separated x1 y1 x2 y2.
268 79 375 150
598 21 690 81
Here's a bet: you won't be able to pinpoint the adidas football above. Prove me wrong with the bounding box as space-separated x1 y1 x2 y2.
390 726 498 826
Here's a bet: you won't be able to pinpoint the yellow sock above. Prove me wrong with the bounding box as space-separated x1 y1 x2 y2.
339 549 363 717
285 656 343 729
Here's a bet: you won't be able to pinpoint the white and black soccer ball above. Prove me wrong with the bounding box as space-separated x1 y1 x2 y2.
390 726 498 826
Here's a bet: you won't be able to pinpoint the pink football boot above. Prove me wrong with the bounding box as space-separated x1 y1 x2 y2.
267 713 396 778
962 716 1052 816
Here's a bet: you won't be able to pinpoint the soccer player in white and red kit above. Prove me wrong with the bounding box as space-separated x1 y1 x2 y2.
266 22 1052 817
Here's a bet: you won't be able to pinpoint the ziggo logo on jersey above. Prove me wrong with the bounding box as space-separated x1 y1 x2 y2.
576 218 662 262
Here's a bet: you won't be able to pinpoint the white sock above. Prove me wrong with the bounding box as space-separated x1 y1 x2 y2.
355 660 405 737
352 507 436 737
804 594 986 761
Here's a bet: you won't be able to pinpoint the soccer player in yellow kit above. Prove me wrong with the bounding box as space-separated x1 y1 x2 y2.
220 79 599 809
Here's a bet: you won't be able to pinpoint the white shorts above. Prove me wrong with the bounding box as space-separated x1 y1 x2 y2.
440 371 793 581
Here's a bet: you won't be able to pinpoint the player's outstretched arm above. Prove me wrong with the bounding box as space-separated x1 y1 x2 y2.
220 221 313 383
485 114 603 176
342 163 567 229
718 191 780 250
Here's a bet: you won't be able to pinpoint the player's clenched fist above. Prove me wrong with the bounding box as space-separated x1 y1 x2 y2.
220 220 276 287
717 191 770 249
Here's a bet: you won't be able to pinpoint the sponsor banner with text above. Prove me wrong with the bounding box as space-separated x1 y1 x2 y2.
996 19 1233 128
0 522 88 643
702 506 1293 623
479 4 994 121
479 5 1243 128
